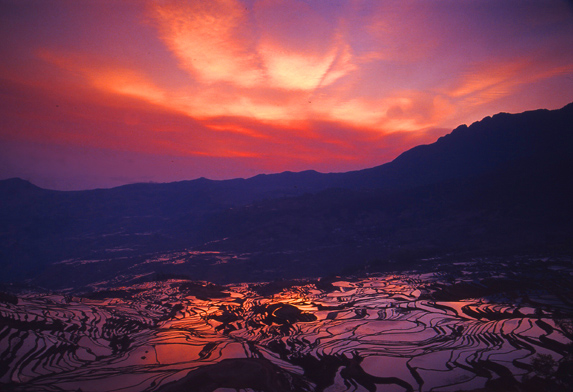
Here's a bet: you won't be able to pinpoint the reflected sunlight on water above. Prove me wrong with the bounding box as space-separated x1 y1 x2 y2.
1 258 572 391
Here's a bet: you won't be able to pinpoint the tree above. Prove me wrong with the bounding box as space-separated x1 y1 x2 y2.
531 354 557 379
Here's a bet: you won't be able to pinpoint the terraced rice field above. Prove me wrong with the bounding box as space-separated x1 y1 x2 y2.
1 258 572 391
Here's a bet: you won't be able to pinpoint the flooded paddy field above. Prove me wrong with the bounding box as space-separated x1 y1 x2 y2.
1 257 572 392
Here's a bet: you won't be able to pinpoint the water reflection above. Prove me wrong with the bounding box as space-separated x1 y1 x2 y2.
1 258 572 391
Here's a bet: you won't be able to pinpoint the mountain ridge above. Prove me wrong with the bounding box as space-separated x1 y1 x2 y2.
4 102 572 195
1 102 572 288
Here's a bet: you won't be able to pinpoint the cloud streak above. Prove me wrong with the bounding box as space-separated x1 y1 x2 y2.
149 0 355 93
1 0 572 189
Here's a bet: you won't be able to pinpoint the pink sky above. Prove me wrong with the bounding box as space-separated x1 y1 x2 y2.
1 0 572 190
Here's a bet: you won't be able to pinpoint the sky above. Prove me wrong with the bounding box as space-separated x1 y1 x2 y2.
1 0 572 190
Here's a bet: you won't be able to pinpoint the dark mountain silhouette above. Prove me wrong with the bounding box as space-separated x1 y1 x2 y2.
339 102 573 189
1 102 572 288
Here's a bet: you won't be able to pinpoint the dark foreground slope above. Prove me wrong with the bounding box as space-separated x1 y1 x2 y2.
194 153 573 283
197 104 573 282
1 102 572 287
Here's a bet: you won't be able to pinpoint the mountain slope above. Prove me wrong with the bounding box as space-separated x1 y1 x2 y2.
1 102 572 287
338 102 573 190
194 154 573 282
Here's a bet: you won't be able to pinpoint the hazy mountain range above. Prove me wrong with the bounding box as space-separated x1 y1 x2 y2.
1 102 572 289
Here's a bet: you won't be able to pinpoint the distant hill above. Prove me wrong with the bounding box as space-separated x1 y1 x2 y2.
1 102 572 288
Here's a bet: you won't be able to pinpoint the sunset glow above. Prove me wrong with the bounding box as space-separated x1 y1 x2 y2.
1 0 572 189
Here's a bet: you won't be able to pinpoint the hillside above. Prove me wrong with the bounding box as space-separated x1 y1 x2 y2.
1 102 572 288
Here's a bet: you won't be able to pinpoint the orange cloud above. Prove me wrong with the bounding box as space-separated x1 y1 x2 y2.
39 46 456 140
148 0 356 92
309 92 453 133
29 1 573 169
445 57 573 110
90 70 166 104
150 0 262 87
204 122 271 140
258 42 335 90
38 49 292 124
448 61 524 100
3 0 573 191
